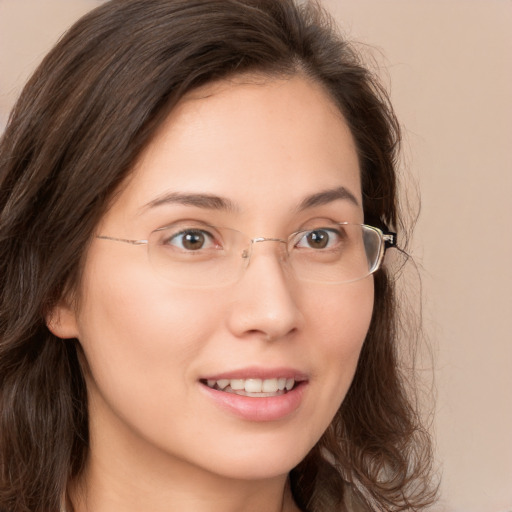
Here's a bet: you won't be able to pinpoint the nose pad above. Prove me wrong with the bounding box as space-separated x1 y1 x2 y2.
238 237 294 285
242 237 289 268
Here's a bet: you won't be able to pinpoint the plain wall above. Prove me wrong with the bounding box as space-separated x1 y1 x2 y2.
1 1 511 510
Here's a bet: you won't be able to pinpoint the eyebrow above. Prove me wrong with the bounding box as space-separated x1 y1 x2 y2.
141 192 239 213
141 185 359 215
296 186 360 211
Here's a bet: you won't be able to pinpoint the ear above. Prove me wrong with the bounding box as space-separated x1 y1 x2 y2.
46 299 80 339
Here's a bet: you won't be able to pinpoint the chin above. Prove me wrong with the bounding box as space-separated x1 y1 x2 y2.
194 432 318 481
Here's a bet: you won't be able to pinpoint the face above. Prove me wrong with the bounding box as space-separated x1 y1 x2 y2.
52 75 374 485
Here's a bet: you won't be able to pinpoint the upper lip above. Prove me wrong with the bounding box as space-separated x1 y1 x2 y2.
200 366 308 381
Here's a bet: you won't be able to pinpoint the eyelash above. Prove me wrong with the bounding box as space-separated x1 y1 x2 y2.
163 228 221 251
156 224 347 253
294 227 346 250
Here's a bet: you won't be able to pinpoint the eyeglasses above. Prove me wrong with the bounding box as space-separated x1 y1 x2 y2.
97 221 396 287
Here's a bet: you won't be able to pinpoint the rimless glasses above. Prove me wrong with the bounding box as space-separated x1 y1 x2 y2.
97 221 396 288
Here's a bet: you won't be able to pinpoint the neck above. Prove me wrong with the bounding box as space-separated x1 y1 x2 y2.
68 416 300 512
68 466 299 512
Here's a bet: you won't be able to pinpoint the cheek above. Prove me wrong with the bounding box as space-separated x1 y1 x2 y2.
305 278 374 413
309 277 374 351
74 250 220 405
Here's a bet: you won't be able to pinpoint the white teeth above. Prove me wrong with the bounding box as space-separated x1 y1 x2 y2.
217 379 230 390
262 378 278 393
205 377 296 394
245 379 262 393
230 379 244 390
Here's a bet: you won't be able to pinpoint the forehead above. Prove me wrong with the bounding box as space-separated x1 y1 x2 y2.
104 74 362 226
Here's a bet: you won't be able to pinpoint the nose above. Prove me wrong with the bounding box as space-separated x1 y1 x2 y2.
225 240 303 342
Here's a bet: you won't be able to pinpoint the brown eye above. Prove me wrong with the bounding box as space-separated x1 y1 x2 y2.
167 229 213 251
296 228 340 249
308 230 328 248
182 231 206 250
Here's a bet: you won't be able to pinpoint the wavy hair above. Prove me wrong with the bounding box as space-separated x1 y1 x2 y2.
0 1 436 510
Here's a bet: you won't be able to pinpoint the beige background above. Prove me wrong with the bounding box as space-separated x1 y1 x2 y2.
1 1 511 510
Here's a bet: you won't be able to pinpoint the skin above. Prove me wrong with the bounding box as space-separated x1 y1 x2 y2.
49 74 374 512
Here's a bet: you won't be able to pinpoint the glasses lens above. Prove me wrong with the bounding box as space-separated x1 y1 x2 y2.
147 223 245 287
289 224 383 284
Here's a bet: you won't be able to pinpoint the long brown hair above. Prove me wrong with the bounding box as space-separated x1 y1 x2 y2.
0 1 436 510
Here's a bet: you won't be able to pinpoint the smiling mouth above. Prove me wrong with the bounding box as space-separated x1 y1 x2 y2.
201 377 297 397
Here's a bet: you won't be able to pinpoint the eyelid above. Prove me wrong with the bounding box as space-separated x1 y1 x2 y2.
293 226 343 247
296 216 351 228
157 224 219 238
156 225 221 251
151 218 355 241
152 219 218 234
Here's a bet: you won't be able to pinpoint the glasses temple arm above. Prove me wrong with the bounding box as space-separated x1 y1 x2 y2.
383 232 397 250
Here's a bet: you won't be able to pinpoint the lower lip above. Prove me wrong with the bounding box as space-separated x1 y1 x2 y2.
200 382 307 422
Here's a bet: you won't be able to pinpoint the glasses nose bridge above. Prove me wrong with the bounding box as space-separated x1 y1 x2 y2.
241 236 289 264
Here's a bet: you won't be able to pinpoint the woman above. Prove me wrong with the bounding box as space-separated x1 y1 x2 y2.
0 0 436 511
